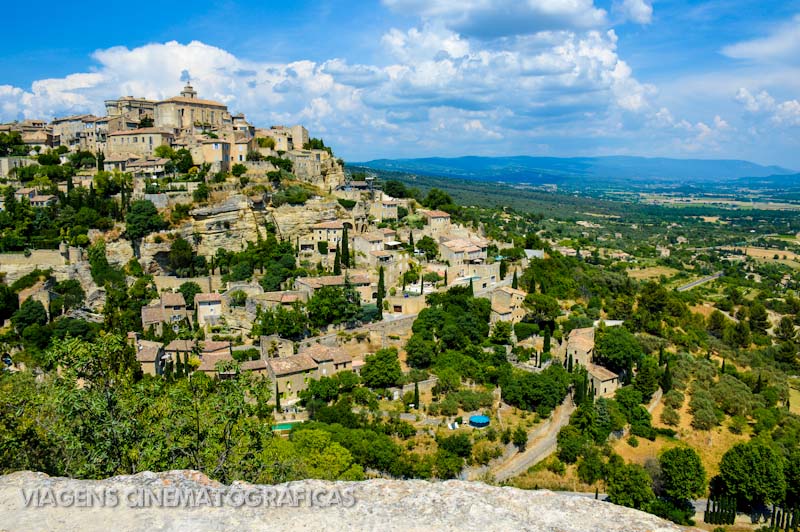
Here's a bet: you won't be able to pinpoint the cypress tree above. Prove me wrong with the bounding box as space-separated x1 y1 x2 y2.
341 225 350 268
512 270 518 289
275 381 281 411
408 231 414 251
568 354 573 373
594 488 598 500
333 243 342 275
721 358 726 373
444 269 448 286
543 327 551 353
658 345 664 366
661 362 672 393
376 266 385 321
414 381 420 409
468 277 474 296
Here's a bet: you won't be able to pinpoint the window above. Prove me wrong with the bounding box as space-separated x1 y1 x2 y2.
213 143 219 150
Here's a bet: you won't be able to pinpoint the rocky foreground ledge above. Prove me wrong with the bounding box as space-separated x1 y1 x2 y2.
0 471 691 532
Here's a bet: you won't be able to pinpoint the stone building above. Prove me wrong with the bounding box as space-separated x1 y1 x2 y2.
107 128 175 157
154 83 231 134
267 354 319 405
587 363 620 398
194 292 223 328
490 286 527 324
141 292 191 336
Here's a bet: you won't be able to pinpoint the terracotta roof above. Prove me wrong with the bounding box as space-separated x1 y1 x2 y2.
160 96 228 108
257 291 301 304
300 343 349 364
241 359 268 371
370 250 393 258
201 340 232 355
311 220 345 230
136 341 164 363
357 232 384 243
165 339 196 352
141 305 165 325
197 352 233 372
126 157 169 168
567 327 595 353
108 127 175 137
297 274 371 289
267 354 318 376
424 210 451 218
161 292 186 307
194 293 222 304
498 286 527 297
587 363 618 381
492 304 512 315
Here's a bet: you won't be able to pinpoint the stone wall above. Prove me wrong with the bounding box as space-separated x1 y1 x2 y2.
0 471 687 532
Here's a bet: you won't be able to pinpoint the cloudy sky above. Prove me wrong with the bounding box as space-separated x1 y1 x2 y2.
1 0 799 167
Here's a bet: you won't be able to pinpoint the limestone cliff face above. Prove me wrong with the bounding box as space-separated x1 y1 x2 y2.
0 471 692 532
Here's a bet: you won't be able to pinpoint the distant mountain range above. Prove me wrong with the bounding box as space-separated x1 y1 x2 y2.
354 156 796 184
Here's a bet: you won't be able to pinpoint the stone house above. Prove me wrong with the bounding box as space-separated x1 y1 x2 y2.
259 335 295 358
266 354 319 405
310 220 346 248
490 286 528 324
439 236 488 265
299 344 353 377
141 292 191 336
422 210 451 235
194 292 223 328
107 128 175 157
294 273 373 303
587 363 620 398
564 327 595 368
154 84 232 134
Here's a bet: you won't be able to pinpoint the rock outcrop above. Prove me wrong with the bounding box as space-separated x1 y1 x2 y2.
0 471 692 532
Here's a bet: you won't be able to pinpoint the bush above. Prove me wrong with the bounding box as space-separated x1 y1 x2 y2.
627 435 639 447
660 406 680 426
337 198 356 209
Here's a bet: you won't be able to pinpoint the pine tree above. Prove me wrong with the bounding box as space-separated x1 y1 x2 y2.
377 266 385 321
341 225 350 268
333 243 342 275
512 270 518 289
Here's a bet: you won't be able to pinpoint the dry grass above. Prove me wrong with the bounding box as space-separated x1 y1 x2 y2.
790 387 800 416
627 266 679 281
510 464 597 492
612 391 750 480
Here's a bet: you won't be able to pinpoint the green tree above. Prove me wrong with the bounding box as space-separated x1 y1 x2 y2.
523 293 560 324
659 447 706 501
416 235 439 261
607 462 655 510
511 270 519 289
169 236 194 274
423 188 454 210
126 200 165 241
361 347 402 389
12 299 48 333
748 302 769 335
231 163 247 177
775 316 796 342
633 357 660 401
341 225 350 268
512 426 528 450
718 441 786 508
594 326 641 374
333 243 342 275
193 182 210 203
376 266 385 321
178 282 203 309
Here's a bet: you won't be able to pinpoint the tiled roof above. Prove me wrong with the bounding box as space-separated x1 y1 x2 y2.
424 210 451 218
300 343 349 364
587 363 618 381
297 274 371 288
241 359 268 371
136 341 164 363
160 96 227 108
201 340 232 354
108 127 175 137
194 293 222 304
141 305 165 325
267 354 318 376
165 339 196 352
498 286 527 297
311 220 345 230
161 292 186 307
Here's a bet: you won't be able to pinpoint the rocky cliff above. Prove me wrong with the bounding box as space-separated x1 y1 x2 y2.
0 470 693 532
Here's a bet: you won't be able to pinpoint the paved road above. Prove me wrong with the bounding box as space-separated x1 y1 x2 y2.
676 271 723 292
491 397 576 482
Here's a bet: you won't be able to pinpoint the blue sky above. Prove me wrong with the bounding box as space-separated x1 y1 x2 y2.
2 0 799 167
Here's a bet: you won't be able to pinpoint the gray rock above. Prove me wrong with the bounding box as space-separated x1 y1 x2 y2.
0 471 693 532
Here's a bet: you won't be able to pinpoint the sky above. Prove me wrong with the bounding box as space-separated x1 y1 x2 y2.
1 0 800 167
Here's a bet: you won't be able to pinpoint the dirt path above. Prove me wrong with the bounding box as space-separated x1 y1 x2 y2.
490 397 576 482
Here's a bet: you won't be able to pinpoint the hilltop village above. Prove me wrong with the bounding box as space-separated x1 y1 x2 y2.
2 84 800 531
